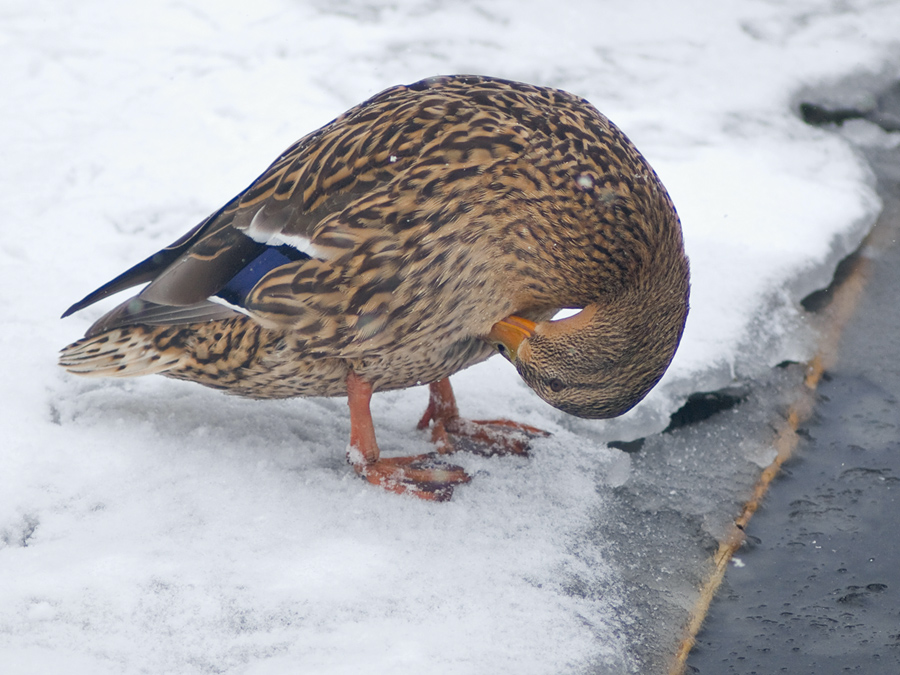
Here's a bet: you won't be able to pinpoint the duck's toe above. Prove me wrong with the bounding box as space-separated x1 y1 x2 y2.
417 378 550 457
431 417 550 457
352 454 471 502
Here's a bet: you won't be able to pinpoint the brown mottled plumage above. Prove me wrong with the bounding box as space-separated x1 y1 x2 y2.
60 75 689 500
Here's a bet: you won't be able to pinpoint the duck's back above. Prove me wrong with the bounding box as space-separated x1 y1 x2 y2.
60 75 684 399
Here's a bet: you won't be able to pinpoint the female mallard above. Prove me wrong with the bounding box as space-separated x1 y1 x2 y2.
60 75 689 501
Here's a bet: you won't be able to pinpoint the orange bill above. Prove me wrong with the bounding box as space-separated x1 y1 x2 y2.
486 315 537 363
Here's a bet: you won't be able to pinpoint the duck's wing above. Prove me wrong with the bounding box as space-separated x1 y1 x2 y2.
65 76 548 342
63 79 432 334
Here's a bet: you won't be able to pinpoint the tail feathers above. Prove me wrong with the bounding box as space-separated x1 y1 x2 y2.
59 327 185 378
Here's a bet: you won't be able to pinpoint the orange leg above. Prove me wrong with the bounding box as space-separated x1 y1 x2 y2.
346 371 470 501
416 378 550 456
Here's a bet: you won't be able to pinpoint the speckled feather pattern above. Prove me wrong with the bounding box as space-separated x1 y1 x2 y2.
61 75 687 401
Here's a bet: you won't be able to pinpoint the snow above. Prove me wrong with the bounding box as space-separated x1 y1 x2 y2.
2 1 899 672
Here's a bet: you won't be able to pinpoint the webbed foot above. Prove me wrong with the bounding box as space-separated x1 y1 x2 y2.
417 379 550 456
349 452 470 502
346 372 471 501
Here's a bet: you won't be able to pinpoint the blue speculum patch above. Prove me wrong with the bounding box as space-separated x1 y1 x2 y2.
217 244 310 306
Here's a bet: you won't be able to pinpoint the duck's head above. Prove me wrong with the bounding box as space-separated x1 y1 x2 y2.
487 284 689 419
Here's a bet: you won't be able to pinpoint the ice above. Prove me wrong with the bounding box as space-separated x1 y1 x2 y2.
2 1 900 673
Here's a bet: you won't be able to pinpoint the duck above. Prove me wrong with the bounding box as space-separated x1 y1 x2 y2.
60 74 690 501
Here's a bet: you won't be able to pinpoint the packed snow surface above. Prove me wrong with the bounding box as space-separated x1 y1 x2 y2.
2 1 898 672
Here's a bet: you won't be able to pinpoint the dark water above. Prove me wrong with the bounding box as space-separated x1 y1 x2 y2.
687 371 900 673
687 88 900 675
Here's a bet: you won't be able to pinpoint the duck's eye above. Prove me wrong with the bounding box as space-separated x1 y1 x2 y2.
548 378 566 393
